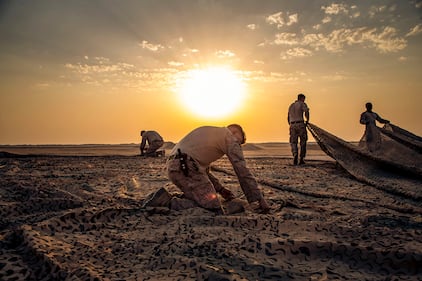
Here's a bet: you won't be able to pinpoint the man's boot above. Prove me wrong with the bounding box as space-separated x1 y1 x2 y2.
169 197 198 211
299 158 305 165
142 187 172 208
293 155 298 165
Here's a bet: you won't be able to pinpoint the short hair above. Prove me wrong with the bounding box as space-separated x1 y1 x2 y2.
298 93 305 100
365 102 372 110
228 124 246 144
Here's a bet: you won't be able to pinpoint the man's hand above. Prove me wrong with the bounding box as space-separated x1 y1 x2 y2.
219 187 235 201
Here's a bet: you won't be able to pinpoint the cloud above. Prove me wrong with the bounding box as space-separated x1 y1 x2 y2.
247 24 258 30
350 11 360 19
406 24 422 37
322 16 332 24
281 47 313 60
182 48 199 57
168 61 184 67
274 33 299 45
64 57 177 91
242 70 306 84
65 57 133 74
266 11 298 29
140 40 164 52
322 73 348 81
368 5 387 18
215 50 236 58
270 26 407 54
365 26 407 53
321 3 349 15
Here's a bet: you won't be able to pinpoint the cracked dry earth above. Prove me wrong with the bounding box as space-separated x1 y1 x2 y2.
0 155 421 280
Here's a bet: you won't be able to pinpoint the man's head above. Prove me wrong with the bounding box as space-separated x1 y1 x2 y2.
140 130 146 136
227 124 246 145
365 102 373 111
298 93 306 101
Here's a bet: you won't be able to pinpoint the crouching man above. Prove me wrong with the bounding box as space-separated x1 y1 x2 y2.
144 124 270 215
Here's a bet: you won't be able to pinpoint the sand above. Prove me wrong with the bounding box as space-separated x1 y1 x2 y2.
0 144 421 280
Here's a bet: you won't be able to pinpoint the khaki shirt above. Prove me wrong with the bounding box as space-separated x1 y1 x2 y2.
170 126 261 199
288 100 309 124
360 111 388 126
141 131 163 149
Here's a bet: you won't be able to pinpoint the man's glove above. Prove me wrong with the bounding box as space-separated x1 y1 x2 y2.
219 187 235 201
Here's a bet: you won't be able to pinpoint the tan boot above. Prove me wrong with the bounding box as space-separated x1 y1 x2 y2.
142 187 172 208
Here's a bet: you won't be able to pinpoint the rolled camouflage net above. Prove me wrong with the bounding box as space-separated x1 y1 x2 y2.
380 123 422 153
307 123 422 201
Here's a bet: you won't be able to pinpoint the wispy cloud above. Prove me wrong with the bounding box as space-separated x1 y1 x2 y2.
368 5 387 18
322 3 349 15
243 70 306 84
281 47 313 60
64 57 177 91
168 61 184 67
266 11 298 29
322 73 349 81
247 24 258 30
65 57 133 74
215 50 236 58
406 24 422 37
268 26 407 54
140 40 164 52
274 33 298 46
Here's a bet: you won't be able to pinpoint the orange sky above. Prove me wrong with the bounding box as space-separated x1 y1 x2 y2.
1 1 421 144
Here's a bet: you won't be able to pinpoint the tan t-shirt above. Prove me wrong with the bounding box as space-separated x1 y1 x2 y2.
141 131 163 148
170 126 232 169
288 100 309 123
169 126 263 203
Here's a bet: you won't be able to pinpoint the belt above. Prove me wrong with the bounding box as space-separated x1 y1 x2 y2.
290 121 304 124
168 153 195 162
168 154 179 160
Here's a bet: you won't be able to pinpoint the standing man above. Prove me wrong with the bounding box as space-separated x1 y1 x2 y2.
164 124 270 214
359 102 389 152
140 130 164 157
288 93 310 165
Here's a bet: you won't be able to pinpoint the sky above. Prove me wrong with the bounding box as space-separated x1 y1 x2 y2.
1 0 421 144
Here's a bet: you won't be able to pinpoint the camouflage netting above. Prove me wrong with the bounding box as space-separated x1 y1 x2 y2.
380 123 422 154
307 123 422 201
1 150 421 280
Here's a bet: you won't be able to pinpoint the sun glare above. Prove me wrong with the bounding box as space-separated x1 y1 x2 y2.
177 67 246 119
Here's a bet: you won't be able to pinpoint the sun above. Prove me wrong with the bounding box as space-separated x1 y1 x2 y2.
177 67 246 119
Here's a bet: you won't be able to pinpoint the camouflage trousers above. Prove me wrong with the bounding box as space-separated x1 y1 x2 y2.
361 124 382 152
143 140 164 156
289 123 308 159
167 157 225 211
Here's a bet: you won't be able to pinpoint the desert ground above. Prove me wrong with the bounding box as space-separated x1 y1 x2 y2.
0 143 421 280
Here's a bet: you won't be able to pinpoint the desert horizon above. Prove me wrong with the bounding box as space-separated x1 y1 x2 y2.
0 142 333 161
